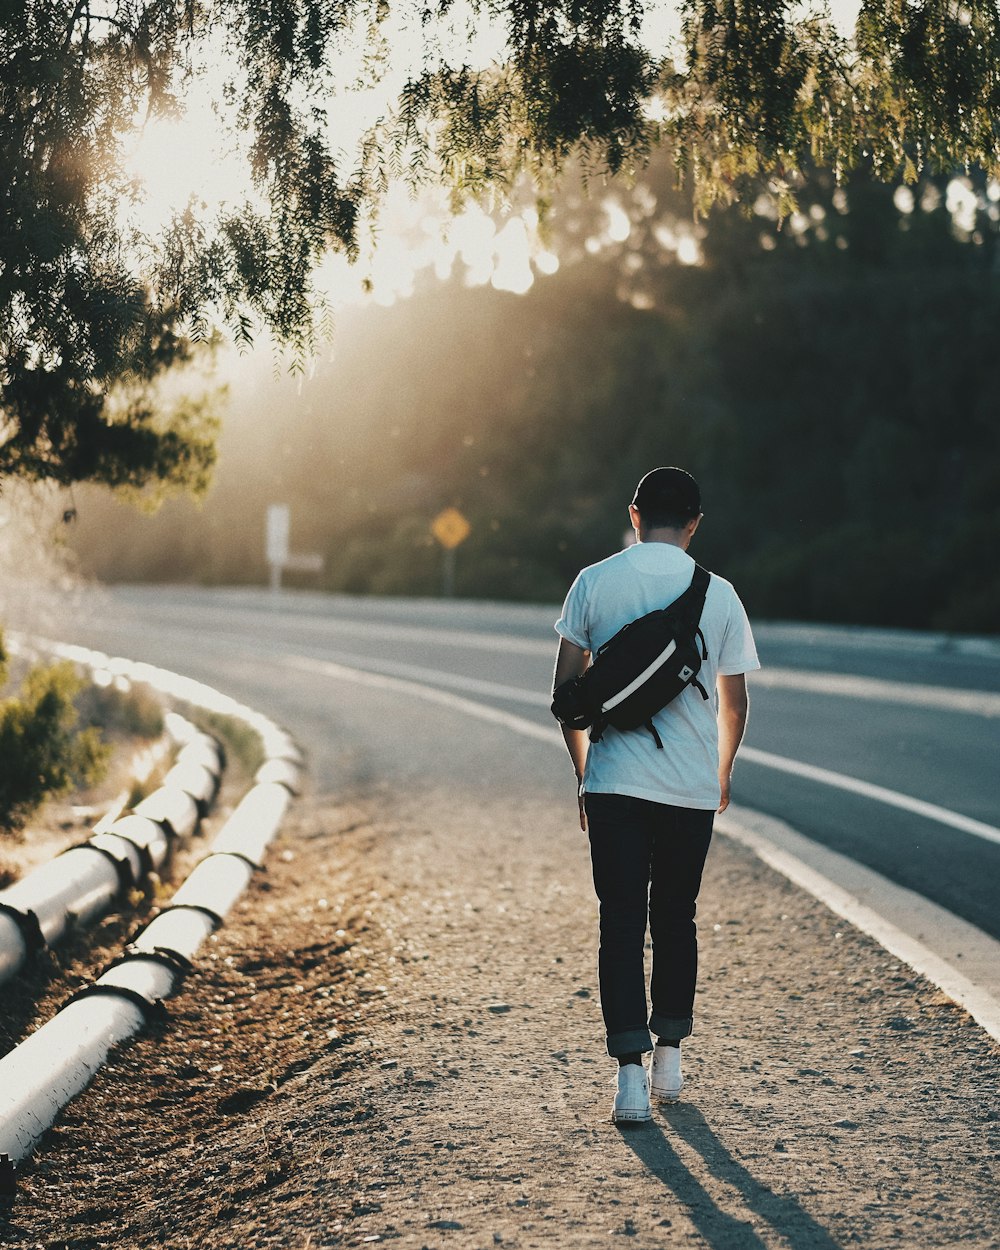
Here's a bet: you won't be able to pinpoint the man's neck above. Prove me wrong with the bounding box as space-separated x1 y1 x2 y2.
638 528 689 550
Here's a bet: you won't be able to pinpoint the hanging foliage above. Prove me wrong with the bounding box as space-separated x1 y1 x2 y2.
2 1 999 492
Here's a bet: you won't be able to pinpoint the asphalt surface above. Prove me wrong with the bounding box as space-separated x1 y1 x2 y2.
22 583 1000 945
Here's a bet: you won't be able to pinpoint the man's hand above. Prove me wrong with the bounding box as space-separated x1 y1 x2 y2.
554 637 591 830
717 673 749 816
717 769 732 813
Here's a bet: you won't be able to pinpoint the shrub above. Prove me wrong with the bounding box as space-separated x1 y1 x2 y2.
76 679 165 740
185 708 264 776
0 635 111 836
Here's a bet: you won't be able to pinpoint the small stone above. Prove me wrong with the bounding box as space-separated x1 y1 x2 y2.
427 1219 464 1230
487 1003 511 1014
887 1016 915 1031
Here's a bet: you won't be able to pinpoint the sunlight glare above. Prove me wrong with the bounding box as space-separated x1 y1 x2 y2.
790 0 859 36
491 219 534 294
115 0 793 336
893 186 915 214
605 199 633 243
676 235 701 266
123 105 251 233
946 177 979 235
451 206 498 266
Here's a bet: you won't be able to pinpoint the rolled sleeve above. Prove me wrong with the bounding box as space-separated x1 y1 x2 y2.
717 589 760 675
555 573 591 651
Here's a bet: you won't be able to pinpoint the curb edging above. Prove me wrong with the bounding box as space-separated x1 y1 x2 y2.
0 641 302 1179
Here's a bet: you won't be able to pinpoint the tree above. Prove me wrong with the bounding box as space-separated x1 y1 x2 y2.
3 0 1000 495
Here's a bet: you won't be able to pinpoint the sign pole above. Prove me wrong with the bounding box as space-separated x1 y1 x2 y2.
443 547 456 598
430 507 471 598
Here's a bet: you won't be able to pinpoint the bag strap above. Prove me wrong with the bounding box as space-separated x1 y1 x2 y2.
667 564 711 621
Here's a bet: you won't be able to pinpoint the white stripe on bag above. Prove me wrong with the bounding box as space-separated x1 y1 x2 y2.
601 640 678 712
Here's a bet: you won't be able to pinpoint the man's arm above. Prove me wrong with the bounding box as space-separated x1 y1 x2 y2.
717 673 749 814
553 637 591 829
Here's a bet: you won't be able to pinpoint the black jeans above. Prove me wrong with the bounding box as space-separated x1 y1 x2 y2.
585 792 714 1057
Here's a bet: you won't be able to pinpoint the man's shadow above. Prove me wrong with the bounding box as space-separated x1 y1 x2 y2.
617 1103 843 1250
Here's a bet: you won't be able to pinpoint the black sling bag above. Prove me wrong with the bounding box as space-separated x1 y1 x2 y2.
551 565 711 748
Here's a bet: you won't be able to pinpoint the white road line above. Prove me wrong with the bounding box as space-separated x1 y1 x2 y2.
281 651 553 707
283 650 1000 849
740 747 1000 847
282 651 1000 847
281 655 558 744
722 806 1000 1043
753 620 1000 660
126 602 557 658
75 605 1000 715
749 668 1000 717
279 651 1000 1042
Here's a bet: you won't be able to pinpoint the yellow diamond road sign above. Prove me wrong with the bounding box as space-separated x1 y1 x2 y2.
431 507 471 550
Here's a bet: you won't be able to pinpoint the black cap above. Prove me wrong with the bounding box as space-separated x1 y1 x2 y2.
631 467 701 520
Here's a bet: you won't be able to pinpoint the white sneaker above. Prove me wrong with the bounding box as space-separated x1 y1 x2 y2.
650 1044 683 1102
611 1063 652 1124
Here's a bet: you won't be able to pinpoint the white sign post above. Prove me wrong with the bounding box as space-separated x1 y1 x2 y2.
266 504 290 593
266 505 323 592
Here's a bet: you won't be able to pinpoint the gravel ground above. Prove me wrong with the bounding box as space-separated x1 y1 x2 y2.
1 780 998 1250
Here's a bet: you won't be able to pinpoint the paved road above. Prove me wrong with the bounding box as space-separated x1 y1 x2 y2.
35 584 1000 944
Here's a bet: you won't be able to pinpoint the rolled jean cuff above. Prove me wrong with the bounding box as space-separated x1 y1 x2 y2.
649 1013 693 1041
606 1027 653 1057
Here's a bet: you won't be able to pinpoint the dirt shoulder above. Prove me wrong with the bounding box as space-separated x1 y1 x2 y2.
2 785 998 1250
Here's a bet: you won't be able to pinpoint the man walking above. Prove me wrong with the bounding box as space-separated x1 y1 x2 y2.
553 467 759 1123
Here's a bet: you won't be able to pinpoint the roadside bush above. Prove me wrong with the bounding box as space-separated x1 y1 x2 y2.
0 635 111 836
77 680 165 740
186 708 263 776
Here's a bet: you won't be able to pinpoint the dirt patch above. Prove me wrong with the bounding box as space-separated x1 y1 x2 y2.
1 790 998 1249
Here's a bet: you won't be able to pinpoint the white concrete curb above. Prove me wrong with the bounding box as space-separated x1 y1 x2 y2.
0 645 301 1174
0 675 225 989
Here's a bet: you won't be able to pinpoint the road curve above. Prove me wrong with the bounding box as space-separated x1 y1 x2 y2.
30 584 1000 953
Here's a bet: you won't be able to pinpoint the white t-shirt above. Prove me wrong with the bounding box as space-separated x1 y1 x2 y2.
555 541 760 810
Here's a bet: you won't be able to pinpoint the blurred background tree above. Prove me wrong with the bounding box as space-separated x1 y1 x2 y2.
66 148 1000 630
